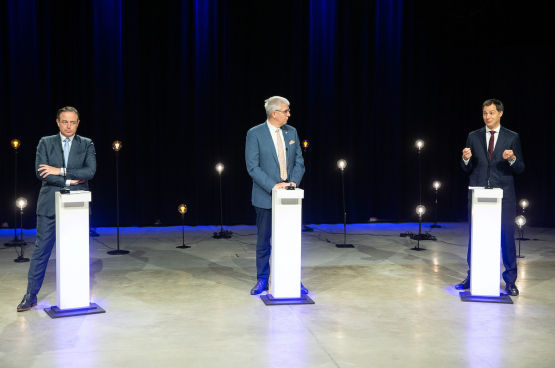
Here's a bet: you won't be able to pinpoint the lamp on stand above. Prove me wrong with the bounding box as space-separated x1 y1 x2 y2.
515 215 526 258
515 199 529 241
301 140 313 232
176 204 191 249
5 139 27 248
335 159 354 248
13 197 29 262
107 141 129 255
213 163 232 239
411 205 427 251
430 181 442 228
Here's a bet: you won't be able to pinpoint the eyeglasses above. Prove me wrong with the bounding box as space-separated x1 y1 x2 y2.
60 121 78 126
275 109 291 114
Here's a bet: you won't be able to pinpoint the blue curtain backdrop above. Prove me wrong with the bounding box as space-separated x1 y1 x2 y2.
1 0 553 228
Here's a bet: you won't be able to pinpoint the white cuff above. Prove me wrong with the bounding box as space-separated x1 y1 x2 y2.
462 156 470 165
65 179 71 186
509 157 516 166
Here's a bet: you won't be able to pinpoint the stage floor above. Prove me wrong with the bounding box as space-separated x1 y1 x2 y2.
1 223 555 368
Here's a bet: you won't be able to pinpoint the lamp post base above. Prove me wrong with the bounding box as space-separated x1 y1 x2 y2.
302 225 314 232
90 228 100 237
213 230 233 239
335 243 354 248
515 237 530 241
517 254 525 258
107 249 130 255
14 256 30 263
410 246 427 251
430 224 442 228
176 244 191 249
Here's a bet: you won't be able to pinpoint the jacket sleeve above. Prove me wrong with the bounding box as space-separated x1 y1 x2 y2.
246 130 278 193
461 133 473 172
35 137 65 187
510 133 525 174
290 130 305 185
66 140 97 180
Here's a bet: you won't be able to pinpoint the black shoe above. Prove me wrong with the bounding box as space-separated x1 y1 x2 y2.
455 277 470 290
17 293 37 312
301 283 309 294
505 283 519 296
250 279 268 295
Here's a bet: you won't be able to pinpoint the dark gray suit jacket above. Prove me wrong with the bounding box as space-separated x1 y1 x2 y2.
35 134 96 216
461 126 524 203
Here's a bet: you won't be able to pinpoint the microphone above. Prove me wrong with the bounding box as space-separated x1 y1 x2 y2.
60 149 70 194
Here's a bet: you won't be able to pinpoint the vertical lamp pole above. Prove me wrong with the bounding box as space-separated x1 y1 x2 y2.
515 199 529 241
335 159 354 248
430 181 442 228
412 205 427 251
301 140 314 232
213 163 232 239
515 215 526 258
176 204 191 249
415 140 424 207
14 197 29 262
5 139 26 247
107 141 129 255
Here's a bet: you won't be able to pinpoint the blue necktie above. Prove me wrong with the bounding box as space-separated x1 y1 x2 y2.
63 138 70 167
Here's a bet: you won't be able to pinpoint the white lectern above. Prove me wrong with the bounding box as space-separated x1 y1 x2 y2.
261 188 314 305
45 191 106 318
460 187 513 304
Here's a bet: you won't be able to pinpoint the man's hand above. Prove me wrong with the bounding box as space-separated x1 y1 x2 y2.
70 180 85 185
462 148 472 161
274 182 292 189
38 165 61 178
503 150 516 161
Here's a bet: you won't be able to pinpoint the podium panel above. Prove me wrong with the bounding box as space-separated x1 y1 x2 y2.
270 188 304 299
469 187 503 297
55 191 92 310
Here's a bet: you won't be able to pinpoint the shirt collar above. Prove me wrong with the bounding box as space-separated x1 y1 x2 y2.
488 125 501 134
267 120 282 132
60 133 75 142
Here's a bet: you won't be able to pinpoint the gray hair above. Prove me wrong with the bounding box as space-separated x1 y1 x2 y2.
264 96 290 118
56 106 80 120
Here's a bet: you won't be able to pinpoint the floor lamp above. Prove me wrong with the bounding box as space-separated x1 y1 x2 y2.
13 197 30 262
176 204 191 249
411 205 427 251
213 163 232 239
5 139 27 248
515 199 529 241
335 159 354 248
107 141 129 255
430 181 442 228
515 215 526 258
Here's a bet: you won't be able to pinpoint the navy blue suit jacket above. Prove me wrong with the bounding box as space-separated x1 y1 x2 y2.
245 122 305 209
461 126 524 202
35 134 96 216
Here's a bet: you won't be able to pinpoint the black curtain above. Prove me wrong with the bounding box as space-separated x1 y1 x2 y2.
1 0 553 229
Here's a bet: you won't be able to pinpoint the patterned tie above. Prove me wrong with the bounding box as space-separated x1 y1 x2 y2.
276 129 287 181
63 138 70 167
488 131 495 161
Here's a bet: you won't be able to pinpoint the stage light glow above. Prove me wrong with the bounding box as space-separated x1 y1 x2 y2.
178 204 187 214
515 215 526 227
416 205 426 216
16 197 27 209
112 141 122 151
11 139 21 149
215 163 224 173
415 139 424 149
302 140 309 148
519 199 528 209
337 159 347 170
433 181 441 190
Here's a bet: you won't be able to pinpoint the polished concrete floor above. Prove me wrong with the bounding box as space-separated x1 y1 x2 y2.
1 222 555 368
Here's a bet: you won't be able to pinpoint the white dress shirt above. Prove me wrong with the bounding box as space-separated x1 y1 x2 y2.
60 133 75 185
266 121 288 168
463 125 515 166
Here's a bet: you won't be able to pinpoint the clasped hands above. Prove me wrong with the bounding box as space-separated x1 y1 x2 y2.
38 165 84 185
462 148 515 161
274 182 296 189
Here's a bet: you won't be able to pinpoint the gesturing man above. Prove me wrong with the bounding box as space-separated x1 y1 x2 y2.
17 106 96 312
456 99 525 296
245 96 307 295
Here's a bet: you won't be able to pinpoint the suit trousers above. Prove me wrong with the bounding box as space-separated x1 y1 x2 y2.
255 206 272 281
467 200 517 284
27 214 56 295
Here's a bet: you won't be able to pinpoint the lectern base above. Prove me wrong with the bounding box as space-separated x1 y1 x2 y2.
45 303 106 318
335 243 354 248
459 291 513 304
261 294 315 306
